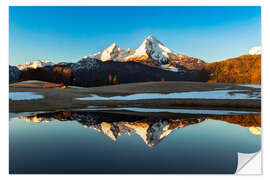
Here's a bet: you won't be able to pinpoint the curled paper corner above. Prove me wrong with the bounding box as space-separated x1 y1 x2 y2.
236 151 261 175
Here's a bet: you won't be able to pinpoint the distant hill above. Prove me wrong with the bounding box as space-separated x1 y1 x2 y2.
196 55 261 84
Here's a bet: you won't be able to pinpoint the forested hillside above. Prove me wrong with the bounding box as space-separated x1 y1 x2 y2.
197 55 261 84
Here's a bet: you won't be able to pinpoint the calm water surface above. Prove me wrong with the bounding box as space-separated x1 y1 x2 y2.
9 110 261 174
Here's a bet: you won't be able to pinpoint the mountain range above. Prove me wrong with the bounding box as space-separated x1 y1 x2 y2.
15 36 206 72
86 36 206 71
9 36 261 85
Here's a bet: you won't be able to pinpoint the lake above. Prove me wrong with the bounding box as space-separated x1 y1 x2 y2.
9 110 261 174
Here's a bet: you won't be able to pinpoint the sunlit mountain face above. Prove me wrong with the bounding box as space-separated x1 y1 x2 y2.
17 111 261 147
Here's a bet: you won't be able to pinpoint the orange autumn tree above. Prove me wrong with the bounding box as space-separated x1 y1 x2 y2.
161 77 166 82
113 75 118 85
108 74 112 85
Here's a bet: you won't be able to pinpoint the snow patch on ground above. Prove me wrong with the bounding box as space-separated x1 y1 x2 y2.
16 80 47 83
238 84 261 89
117 108 259 115
86 107 259 115
69 86 87 89
76 90 260 101
9 92 44 101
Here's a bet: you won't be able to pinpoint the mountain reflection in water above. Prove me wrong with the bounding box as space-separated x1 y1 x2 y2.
16 111 261 147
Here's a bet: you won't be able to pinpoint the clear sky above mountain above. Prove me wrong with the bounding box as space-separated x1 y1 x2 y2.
9 6 261 65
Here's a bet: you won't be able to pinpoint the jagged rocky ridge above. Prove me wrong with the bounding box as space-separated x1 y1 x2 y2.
87 36 206 71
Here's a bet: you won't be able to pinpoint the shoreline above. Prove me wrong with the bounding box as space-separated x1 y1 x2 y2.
9 81 261 113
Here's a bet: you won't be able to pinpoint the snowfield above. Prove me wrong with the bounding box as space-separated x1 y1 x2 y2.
161 65 179 72
76 90 260 101
86 107 259 115
9 92 44 101
69 86 87 89
238 84 261 89
15 80 47 83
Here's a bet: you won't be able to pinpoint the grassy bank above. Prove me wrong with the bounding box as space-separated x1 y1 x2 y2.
9 81 261 113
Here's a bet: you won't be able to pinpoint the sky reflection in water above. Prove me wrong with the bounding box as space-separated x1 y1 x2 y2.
9 110 261 174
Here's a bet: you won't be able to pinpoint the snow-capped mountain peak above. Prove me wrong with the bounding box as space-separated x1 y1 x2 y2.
132 35 173 64
249 46 261 55
88 43 126 61
85 35 205 71
145 35 171 52
87 36 174 64
100 42 118 61
16 60 54 70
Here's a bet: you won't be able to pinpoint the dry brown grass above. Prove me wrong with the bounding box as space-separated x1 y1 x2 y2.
9 81 260 113
42 83 54 88
56 83 67 89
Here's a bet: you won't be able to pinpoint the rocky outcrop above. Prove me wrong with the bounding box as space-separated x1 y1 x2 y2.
9 65 21 82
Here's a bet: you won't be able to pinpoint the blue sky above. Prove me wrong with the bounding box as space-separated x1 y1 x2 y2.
9 6 261 65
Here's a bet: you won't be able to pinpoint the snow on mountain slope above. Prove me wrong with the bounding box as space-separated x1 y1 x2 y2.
87 43 132 61
88 43 118 61
249 46 261 55
87 36 173 64
16 60 54 70
124 35 172 64
161 64 180 72
71 58 101 71
85 35 206 71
